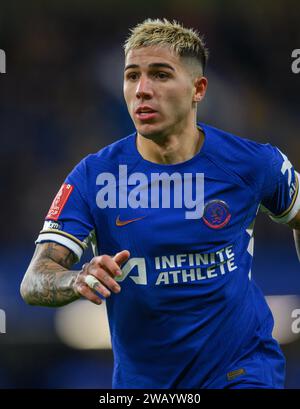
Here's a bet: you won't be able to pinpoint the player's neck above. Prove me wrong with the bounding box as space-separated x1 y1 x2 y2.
136 124 204 165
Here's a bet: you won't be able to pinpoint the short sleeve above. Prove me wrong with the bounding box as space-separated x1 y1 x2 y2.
35 159 95 262
260 145 300 224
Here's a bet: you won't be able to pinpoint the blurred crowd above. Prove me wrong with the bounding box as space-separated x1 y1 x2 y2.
0 0 299 388
0 1 300 246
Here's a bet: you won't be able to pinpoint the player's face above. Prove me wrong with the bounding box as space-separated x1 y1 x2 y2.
123 46 204 139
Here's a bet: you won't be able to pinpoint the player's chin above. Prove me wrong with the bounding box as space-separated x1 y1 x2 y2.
135 121 165 139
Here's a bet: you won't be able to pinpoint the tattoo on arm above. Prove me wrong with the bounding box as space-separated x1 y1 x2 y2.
21 243 81 307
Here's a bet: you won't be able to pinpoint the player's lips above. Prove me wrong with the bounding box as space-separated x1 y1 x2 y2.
134 105 158 121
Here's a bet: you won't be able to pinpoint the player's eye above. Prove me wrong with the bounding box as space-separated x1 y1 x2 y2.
126 72 139 81
154 72 169 80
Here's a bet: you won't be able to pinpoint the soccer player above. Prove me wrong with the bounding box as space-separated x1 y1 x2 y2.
20 19 300 389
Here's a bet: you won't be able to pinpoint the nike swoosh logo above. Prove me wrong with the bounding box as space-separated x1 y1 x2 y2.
115 215 146 227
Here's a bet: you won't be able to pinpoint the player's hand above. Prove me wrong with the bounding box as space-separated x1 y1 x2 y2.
73 250 130 305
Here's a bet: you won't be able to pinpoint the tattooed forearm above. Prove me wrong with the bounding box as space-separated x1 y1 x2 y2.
20 243 81 307
22 266 79 307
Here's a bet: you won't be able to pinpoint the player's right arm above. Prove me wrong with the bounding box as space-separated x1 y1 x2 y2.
20 242 81 307
20 242 129 307
20 158 130 307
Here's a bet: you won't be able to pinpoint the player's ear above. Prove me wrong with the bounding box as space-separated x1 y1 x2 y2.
193 76 208 103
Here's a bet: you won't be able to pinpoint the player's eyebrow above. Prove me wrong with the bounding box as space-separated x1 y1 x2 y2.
124 63 175 71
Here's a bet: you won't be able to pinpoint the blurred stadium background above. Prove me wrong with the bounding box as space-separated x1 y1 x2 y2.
0 0 300 388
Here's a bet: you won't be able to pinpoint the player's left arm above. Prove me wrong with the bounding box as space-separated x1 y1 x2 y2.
287 209 300 262
259 146 300 262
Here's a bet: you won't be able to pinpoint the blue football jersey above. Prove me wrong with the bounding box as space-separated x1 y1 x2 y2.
36 123 300 388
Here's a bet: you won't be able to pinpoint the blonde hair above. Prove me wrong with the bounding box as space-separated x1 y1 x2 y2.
124 18 209 73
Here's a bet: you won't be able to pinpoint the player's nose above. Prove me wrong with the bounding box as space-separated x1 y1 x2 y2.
135 76 153 99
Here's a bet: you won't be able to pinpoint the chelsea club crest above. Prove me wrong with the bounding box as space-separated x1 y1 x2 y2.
203 200 231 229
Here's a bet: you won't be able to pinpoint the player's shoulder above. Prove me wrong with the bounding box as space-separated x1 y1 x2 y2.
75 131 139 174
201 122 278 189
202 122 275 161
88 132 137 164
